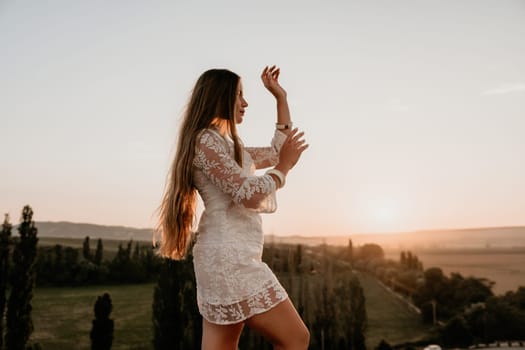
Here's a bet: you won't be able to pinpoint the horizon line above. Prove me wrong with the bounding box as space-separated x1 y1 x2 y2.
20 219 525 237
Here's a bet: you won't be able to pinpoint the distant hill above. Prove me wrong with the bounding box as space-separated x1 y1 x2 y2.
25 221 155 242
267 226 525 250
13 221 525 250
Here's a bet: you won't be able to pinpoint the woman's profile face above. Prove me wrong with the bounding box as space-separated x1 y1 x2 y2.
234 80 248 124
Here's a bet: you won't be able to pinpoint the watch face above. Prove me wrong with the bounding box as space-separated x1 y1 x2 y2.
276 123 292 130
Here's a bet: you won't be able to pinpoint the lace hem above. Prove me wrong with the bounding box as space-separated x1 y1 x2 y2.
198 280 288 325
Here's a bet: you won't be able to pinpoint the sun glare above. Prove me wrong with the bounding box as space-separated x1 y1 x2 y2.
365 198 402 232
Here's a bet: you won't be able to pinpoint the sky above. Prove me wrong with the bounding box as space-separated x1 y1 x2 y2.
1 0 524 236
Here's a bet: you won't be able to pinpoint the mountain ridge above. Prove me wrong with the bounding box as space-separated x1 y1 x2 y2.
12 221 525 249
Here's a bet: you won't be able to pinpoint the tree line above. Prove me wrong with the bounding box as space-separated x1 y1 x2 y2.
35 236 161 286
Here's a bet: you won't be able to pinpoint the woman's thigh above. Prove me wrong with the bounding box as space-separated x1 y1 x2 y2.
245 298 310 349
202 318 244 350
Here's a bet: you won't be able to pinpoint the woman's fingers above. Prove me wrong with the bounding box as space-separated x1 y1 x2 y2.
285 128 299 142
261 65 284 97
262 65 279 78
284 128 308 153
295 139 306 147
261 66 270 80
292 131 305 142
293 132 308 152
287 129 307 143
295 140 308 153
280 128 308 169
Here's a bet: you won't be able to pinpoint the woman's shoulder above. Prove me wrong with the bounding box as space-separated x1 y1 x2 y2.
196 127 218 140
195 128 229 150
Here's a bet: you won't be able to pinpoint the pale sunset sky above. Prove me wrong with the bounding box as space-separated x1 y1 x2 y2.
1 0 524 236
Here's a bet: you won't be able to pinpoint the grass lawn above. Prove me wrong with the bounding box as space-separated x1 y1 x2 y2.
357 272 432 349
30 283 155 350
29 276 433 349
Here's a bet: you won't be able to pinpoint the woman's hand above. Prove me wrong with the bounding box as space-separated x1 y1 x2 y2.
261 65 287 100
275 128 309 175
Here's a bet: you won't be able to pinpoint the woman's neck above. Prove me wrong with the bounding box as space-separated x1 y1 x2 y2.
211 118 231 137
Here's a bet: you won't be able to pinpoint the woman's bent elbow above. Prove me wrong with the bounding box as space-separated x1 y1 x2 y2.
240 196 262 209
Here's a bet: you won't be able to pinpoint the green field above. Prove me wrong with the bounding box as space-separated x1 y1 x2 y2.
29 278 431 349
357 272 431 349
417 251 525 295
386 249 525 295
30 284 155 350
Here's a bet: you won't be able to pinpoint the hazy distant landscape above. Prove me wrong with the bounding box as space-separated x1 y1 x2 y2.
33 221 155 242
31 221 525 295
268 226 525 249
33 221 525 249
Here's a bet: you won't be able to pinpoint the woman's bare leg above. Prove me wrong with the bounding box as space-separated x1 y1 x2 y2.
245 298 310 350
202 318 244 350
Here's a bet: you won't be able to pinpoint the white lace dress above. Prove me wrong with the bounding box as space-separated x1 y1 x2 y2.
192 127 289 325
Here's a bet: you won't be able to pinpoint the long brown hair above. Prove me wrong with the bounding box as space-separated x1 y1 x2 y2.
156 69 244 259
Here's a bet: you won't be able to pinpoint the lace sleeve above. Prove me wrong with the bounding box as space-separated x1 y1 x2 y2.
193 129 278 211
245 129 287 169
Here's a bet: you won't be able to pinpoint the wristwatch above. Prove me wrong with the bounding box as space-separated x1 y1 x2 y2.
276 122 293 130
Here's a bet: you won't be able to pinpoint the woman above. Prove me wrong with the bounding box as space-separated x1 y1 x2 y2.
157 66 309 350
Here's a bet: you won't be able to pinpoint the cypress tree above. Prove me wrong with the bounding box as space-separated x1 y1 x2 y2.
407 251 414 270
126 240 132 260
90 293 114 350
0 214 13 349
83 236 92 262
5 205 39 350
94 238 103 265
400 251 407 268
53 244 65 285
133 242 140 261
333 272 368 349
313 245 337 349
349 276 367 350
348 239 354 265
152 255 201 350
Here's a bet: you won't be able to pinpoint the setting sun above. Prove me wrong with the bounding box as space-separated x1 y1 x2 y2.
364 197 403 233
372 199 398 222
